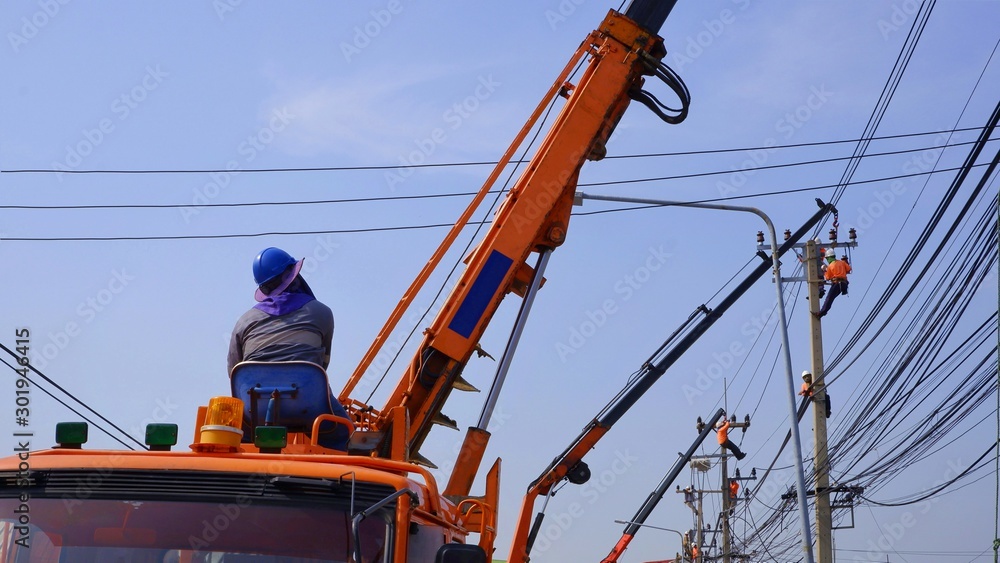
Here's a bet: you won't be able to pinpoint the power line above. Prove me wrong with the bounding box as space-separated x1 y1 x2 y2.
0 342 145 451
740 160 998 556
0 126 986 176
0 221 463 242
1 138 988 212
0 191 474 211
859 441 997 507
4 163 994 242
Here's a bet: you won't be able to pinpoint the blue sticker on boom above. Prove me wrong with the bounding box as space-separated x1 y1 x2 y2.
448 250 514 339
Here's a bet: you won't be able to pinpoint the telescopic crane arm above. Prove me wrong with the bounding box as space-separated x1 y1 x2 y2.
361 2 689 465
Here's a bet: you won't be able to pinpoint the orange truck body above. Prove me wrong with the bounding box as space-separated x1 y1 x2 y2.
0 4 677 562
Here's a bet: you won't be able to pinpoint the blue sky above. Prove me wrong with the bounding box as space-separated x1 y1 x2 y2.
2 1 999 561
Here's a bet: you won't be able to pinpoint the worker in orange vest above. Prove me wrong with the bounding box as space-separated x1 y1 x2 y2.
716 418 746 460
799 370 832 418
815 250 851 318
799 371 814 398
727 479 740 516
690 543 699 561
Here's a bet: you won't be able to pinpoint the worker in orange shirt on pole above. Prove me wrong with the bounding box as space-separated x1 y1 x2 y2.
716 418 746 460
728 479 740 516
815 250 851 318
799 371 814 398
800 370 832 418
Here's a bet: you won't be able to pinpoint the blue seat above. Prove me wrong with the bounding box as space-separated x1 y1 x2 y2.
230 361 350 450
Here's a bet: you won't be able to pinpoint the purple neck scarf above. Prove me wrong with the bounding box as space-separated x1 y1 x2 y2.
254 291 315 316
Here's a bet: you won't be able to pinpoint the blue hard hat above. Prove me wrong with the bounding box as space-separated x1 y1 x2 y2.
253 247 298 285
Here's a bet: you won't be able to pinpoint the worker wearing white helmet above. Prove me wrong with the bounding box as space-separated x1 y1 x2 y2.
799 370 813 397
798 370 833 418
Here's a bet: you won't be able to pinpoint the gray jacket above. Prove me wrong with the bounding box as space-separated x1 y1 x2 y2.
227 299 334 375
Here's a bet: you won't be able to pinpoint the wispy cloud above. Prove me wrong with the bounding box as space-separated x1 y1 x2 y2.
263 62 515 163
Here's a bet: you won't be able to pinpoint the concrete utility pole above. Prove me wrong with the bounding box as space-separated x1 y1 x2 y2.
678 481 711 563
679 454 715 563
720 447 730 563
762 227 857 563
696 489 704 562
719 416 749 563
805 239 833 563
804 237 857 563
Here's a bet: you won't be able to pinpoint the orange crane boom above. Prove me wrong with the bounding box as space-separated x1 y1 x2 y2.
355 4 689 466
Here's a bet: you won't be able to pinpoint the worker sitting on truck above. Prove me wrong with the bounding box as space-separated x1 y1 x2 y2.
716 418 746 460
814 250 851 318
229 247 349 449
228 247 334 371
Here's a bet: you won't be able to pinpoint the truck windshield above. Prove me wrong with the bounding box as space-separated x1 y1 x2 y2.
0 497 390 563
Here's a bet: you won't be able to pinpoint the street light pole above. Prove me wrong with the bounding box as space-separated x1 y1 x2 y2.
613 520 685 559
579 193 816 563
